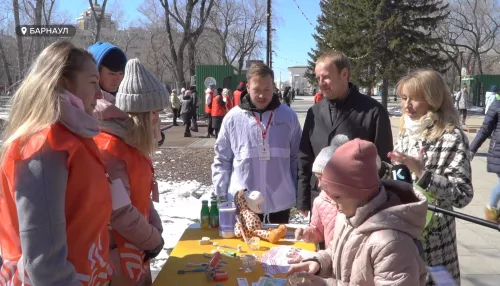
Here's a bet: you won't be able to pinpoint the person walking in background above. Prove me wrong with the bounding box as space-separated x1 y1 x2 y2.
211 88 228 139
454 84 469 125
181 90 195 137
283 86 291 107
233 81 246 106
189 85 199 132
297 51 393 219
212 63 302 223
170 88 180 126
223 88 233 110
0 41 113 285
88 41 127 101
313 90 324 104
470 88 500 222
94 58 167 285
389 69 473 285
288 140 428 286
484 85 499 114
205 84 216 138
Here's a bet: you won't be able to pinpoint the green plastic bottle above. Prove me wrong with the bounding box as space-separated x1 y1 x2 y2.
201 200 210 229
209 200 219 228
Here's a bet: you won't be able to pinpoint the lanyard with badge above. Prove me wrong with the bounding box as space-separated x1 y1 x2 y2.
252 111 273 161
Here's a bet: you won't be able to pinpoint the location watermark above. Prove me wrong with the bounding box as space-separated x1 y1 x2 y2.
15 25 76 37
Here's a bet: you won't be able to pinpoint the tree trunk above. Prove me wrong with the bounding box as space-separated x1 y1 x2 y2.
0 36 13 87
89 0 108 43
34 0 43 56
476 53 484 75
26 37 34 66
237 56 245 74
13 0 24 78
176 51 186 90
451 64 456 92
188 39 196 78
382 78 389 109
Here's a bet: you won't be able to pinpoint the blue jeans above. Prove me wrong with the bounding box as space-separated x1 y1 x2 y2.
489 175 500 208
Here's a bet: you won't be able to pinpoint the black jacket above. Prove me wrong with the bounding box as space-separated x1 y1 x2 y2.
296 84 393 210
470 99 500 174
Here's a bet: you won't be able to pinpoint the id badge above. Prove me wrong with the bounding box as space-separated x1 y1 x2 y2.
259 144 270 161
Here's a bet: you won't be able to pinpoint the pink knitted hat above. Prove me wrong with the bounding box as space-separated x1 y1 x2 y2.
321 139 380 200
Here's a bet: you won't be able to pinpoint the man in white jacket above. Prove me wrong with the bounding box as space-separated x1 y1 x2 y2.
211 63 302 223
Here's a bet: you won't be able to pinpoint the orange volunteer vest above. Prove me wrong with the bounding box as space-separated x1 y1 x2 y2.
224 95 233 110
0 123 113 286
314 92 324 103
94 132 154 283
205 90 213 114
233 90 242 107
211 95 227 117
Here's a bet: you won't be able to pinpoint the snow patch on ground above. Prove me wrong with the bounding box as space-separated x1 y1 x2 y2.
150 180 213 271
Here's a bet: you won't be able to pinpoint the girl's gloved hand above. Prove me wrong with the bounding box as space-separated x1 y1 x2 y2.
144 237 164 262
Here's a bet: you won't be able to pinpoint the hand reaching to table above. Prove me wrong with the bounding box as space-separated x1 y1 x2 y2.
287 260 320 276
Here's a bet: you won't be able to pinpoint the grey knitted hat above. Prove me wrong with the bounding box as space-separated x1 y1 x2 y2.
312 134 350 174
115 58 169 113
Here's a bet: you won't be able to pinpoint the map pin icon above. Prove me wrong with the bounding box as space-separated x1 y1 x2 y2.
21 27 27 35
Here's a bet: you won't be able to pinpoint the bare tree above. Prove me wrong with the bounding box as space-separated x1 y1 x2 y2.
158 0 215 88
208 0 238 65
88 0 108 43
206 0 264 73
442 0 500 75
232 0 265 73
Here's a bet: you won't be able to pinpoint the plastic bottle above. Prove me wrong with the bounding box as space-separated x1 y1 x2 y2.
201 200 210 229
209 200 219 228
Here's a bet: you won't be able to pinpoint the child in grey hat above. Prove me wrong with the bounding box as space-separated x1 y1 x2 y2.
95 58 168 285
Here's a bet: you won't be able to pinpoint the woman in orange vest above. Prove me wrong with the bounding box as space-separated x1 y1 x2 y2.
211 88 229 139
233 81 245 106
0 41 113 285
94 58 167 286
205 84 216 138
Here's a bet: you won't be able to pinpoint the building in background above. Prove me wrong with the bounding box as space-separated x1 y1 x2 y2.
77 0 117 31
287 65 313 95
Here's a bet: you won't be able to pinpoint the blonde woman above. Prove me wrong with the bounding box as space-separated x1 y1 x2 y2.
94 58 167 286
389 69 473 285
0 41 112 285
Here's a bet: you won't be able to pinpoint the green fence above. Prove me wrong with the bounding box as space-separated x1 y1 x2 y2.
194 65 246 115
461 74 500 106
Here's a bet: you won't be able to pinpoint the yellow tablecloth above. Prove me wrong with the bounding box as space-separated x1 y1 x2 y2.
153 228 317 286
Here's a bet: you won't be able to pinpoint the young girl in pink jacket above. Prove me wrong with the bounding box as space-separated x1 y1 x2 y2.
295 135 392 249
295 135 349 248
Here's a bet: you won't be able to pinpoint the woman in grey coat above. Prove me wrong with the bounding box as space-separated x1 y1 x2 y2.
180 90 194 137
454 85 469 125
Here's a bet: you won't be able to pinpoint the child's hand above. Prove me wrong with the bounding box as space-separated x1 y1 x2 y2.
295 228 305 241
302 229 315 243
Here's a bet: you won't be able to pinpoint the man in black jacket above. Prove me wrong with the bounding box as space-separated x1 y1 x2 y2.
296 51 393 217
